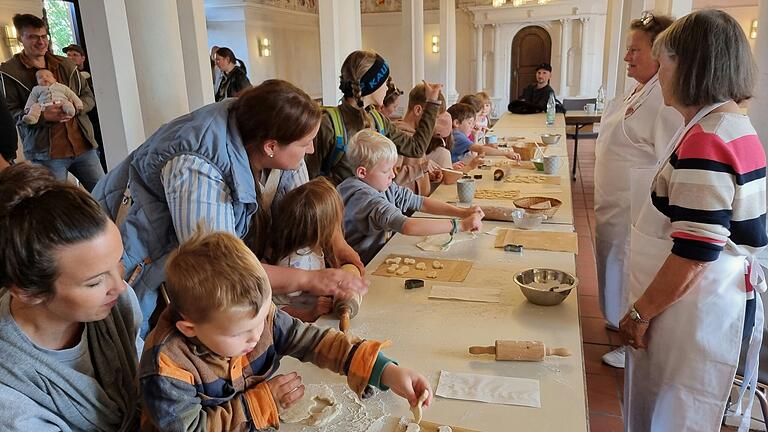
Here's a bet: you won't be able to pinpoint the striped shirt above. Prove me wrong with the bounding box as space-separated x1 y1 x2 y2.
160 154 307 242
651 113 767 265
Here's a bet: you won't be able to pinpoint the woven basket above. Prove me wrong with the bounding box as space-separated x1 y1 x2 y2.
513 196 562 218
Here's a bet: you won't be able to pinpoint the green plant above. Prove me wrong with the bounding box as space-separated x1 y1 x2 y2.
44 0 75 55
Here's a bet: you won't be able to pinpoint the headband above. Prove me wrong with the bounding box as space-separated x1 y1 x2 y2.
339 54 390 99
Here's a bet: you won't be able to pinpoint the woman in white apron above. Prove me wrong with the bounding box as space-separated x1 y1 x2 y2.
593 13 681 369
620 11 766 431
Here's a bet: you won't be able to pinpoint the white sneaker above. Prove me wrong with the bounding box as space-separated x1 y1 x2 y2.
602 346 626 368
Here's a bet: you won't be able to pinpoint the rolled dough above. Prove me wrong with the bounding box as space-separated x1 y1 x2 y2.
279 384 341 426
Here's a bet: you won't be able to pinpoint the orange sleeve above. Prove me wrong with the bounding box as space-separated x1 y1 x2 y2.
242 381 280 429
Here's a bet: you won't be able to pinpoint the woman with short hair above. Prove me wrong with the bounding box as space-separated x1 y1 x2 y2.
620 10 766 431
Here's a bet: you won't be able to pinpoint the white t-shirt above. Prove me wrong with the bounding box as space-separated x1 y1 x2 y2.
273 247 324 308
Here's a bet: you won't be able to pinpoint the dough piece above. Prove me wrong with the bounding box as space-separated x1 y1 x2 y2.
530 200 552 209
279 384 341 426
403 258 416 265
437 427 453 432
426 271 438 279
415 262 427 270
387 264 399 273
405 424 421 432
396 266 410 276
386 257 402 265
432 261 444 269
410 390 429 423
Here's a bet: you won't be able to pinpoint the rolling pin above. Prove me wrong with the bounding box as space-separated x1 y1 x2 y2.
469 340 571 362
333 264 364 333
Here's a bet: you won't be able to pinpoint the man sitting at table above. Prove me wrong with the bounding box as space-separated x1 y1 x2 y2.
507 63 563 114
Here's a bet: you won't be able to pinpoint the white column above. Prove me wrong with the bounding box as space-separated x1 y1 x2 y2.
616 0 647 94
578 17 590 97
125 0 189 137
402 0 425 89
559 18 571 98
319 0 362 106
492 23 504 115
652 0 692 18
602 0 624 99
176 0 214 111
475 24 484 92
440 0 458 105
79 0 144 169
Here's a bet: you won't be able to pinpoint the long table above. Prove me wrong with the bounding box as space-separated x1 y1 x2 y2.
279 113 587 432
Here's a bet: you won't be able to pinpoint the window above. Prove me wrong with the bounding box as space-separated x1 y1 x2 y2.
43 0 76 55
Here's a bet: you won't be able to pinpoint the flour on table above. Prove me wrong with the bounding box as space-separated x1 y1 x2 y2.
280 384 340 426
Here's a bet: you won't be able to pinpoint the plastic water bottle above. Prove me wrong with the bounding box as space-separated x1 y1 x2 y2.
545 92 556 126
596 85 606 112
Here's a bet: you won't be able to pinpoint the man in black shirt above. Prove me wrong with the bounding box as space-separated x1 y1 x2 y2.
508 62 562 114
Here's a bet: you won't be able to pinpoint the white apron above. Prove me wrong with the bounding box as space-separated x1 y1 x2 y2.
624 103 765 432
594 75 681 327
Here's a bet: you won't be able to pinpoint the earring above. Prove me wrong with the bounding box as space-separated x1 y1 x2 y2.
268 153 274 158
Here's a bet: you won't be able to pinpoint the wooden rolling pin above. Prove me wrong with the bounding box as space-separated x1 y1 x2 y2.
333 264 363 333
469 340 571 362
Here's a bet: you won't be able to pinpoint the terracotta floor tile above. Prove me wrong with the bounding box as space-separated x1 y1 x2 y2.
589 414 625 432
586 373 623 415
578 295 603 319
583 343 617 376
581 317 613 345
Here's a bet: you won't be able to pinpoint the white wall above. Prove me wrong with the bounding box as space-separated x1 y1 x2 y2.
692 5 759 51
0 0 41 62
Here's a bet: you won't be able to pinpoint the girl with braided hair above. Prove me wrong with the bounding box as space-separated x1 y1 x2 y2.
306 50 443 185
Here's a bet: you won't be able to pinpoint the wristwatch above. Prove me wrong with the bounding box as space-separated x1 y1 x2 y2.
629 305 650 324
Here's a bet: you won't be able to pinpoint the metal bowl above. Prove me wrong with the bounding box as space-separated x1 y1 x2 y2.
512 211 544 229
514 268 578 306
540 134 561 145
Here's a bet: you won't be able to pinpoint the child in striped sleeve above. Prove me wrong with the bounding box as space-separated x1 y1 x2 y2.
139 230 432 431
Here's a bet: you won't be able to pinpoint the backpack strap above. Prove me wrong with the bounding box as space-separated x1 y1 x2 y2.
320 106 347 176
369 107 386 135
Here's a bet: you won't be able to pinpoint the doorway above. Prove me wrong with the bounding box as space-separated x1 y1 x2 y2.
509 26 552 101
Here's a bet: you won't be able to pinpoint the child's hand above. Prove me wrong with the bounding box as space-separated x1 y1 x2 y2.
504 151 522 161
266 372 304 409
433 112 453 138
313 296 334 317
422 81 443 101
380 364 433 408
460 213 483 233
452 161 465 170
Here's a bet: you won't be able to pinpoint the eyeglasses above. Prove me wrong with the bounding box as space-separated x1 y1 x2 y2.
640 11 655 27
22 33 49 43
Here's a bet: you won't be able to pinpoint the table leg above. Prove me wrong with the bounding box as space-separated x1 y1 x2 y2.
571 125 580 181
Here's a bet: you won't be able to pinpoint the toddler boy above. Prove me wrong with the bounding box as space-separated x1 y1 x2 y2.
139 230 432 431
338 129 484 264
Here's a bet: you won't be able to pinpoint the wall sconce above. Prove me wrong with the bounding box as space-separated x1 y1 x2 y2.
750 20 758 39
4 25 21 55
492 0 505 6
259 37 271 57
431 35 439 53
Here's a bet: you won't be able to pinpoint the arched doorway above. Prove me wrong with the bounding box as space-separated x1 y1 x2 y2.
510 26 552 101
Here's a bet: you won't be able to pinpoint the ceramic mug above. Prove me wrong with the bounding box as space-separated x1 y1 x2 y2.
583 103 596 114
456 178 476 203
543 155 562 175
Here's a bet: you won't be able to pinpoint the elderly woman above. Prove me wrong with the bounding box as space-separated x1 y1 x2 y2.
0 163 142 431
94 80 367 336
620 10 766 431
593 12 682 369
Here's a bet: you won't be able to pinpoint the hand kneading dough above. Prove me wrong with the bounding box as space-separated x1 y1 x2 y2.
396 266 410 276
415 262 427 270
432 260 444 269
410 390 429 423
387 264 399 273
279 384 340 426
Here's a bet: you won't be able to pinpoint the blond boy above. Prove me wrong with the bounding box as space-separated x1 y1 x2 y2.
139 230 432 431
337 129 485 264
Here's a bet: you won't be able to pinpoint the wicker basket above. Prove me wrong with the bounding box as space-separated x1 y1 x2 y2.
513 196 563 218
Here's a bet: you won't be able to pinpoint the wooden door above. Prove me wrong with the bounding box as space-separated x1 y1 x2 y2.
510 26 552 101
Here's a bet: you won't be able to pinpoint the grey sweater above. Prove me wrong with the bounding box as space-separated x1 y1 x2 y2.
0 287 142 431
337 177 424 264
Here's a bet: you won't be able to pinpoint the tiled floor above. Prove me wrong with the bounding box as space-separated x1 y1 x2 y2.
567 138 626 431
569 139 744 432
